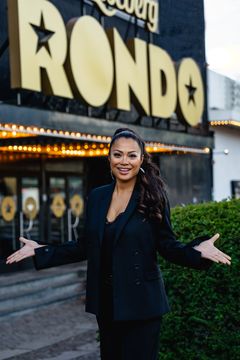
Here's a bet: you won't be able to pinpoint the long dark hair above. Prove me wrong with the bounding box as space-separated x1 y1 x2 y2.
109 128 167 222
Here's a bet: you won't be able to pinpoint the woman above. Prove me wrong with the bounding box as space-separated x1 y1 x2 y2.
6 128 231 360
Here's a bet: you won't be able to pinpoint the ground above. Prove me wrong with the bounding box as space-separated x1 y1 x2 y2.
0 299 100 360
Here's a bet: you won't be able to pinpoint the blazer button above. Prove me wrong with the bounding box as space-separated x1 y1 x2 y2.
135 279 141 285
44 248 49 252
134 250 139 255
134 264 140 270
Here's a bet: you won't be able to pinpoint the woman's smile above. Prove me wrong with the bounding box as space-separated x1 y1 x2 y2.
116 167 131 175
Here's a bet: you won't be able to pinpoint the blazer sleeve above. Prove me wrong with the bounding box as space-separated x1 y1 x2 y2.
154 200 212 270
33 239 87 270
33 194 91 270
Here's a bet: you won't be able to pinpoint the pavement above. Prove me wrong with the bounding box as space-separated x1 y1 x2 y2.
0 298 100 360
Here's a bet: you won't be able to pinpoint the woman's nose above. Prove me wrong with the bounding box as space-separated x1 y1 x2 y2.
120 155 128 164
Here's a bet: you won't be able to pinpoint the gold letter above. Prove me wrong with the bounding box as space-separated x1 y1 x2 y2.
8 0 72 98
149 44 177 118
108 28 150 115
135 0 147 20
176 58 204 127
123 0 135 14
147 0 158 32
66 16 114 107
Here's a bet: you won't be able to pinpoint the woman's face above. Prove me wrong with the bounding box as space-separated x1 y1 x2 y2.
109 137 143 182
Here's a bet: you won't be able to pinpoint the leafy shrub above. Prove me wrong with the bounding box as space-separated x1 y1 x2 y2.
158 199 240 360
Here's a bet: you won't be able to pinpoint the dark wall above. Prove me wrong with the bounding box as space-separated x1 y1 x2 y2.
159 153 212 206
157 0 206 63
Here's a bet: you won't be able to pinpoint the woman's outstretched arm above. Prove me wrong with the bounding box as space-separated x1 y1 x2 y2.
6 235 87 269
6 194 92 269
6 237 45 264
155 200 231 269
6 192 95 269
192 233 231 265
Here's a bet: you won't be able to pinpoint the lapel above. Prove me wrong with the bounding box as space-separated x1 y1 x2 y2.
112 187 139 247
96 181 115 247
96 181 139 248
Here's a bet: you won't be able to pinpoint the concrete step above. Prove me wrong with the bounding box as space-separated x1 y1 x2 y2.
0 270 84 300
0 263 87 318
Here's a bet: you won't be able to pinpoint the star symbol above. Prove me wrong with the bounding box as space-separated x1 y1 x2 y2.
185 77 197 106
30 13 55 56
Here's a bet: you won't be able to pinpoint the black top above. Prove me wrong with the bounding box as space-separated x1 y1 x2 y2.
99 213 124 320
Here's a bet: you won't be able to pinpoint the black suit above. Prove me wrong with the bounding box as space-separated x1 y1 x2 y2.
34 181 211 321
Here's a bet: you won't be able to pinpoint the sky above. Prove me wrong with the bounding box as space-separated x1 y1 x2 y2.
204 0 240 81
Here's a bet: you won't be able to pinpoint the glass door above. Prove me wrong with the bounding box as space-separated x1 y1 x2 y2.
0 177 18 258
67 176 84 242
47 177 67 244
46 175 84 244
20 177 40 241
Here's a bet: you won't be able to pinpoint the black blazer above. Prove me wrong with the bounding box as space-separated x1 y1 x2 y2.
34 182 211 321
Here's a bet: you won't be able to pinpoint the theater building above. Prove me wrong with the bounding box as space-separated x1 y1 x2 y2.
0 0 213 272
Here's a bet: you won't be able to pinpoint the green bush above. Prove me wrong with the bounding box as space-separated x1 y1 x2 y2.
158 199 240 360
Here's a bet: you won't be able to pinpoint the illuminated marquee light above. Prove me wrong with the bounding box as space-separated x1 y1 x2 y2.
0 123 112 142
0 123 210 156
0 142 210 157
210 120 240 127
145 143 210 154
0 124 35 139
0 130 36 139
0 144 110 157
0 123 210 155
8 0 205 127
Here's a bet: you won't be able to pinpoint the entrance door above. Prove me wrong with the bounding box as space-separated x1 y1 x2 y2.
46 175 84 244
0 175 41 273
47 176 67 244
20 177 40 242
0 173 84 269
0 177 18 258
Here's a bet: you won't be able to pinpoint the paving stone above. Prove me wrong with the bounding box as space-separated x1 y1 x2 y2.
0 298 100 360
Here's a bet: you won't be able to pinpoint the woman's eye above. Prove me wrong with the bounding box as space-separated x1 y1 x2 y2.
112 153 137 158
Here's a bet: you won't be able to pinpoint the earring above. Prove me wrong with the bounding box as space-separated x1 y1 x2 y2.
140 167 145 174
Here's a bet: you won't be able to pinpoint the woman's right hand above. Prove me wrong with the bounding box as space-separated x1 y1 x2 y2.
6 237 46 264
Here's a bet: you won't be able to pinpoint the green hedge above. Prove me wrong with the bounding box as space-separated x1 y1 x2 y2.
158 199 240 360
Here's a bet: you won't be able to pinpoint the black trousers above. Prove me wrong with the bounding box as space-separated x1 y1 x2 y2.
98 276 162 359
96 315 162 360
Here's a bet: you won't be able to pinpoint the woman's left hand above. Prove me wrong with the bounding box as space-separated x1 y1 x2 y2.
193 233 231 265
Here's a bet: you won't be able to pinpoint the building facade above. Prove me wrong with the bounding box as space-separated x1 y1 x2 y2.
208 69 240 201
0 0 213 272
